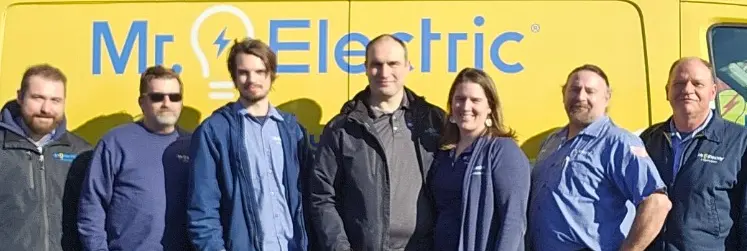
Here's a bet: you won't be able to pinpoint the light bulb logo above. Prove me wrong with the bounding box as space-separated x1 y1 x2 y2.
190 4 255 100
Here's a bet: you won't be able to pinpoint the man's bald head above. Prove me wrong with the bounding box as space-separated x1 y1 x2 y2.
667 57 714 86
364 34 409 64
666 56 717 121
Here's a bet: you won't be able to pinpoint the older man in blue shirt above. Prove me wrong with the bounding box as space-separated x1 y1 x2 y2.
529 64 672 251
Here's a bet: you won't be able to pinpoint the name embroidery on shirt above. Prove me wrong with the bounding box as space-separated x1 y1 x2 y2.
176 154 190 163
697 153 724 164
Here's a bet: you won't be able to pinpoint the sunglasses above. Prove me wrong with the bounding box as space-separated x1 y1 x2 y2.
143 93 183 102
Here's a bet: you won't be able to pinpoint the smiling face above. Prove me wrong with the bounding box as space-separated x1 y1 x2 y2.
451 81 492 135
563 70 610 127
17 75 65 137
666 58 716 118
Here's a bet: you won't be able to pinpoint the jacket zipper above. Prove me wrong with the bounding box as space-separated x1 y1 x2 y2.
663 133 677 188
39 153 49 251
352 118 391 249
28 159 34 189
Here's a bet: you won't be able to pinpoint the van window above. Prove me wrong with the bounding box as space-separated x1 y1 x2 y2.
709 25 747 126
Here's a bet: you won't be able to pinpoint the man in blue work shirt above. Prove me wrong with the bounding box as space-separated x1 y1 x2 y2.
187 38 313 251
640 57 747 251
529 64 672 251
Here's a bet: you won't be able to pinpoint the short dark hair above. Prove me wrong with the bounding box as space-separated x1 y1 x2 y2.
562 64 610 92
227 38 278 82
20 64 67 97
365 34 409 64
139 65 183 94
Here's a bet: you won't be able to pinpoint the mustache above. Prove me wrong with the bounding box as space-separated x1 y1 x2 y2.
569 103 591 109
32 114 56 119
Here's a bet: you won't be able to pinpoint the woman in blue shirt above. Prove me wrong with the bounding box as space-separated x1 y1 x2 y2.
428 67 532 251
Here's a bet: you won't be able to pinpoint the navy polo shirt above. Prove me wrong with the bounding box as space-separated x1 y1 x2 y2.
430 142 475 251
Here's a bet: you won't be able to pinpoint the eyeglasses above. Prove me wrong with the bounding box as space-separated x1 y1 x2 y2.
143 93 183 102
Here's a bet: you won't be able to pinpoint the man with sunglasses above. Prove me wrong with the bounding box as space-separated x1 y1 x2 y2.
187 38 313 251
78 65 193 251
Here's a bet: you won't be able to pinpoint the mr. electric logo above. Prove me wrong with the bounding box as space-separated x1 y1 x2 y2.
91 4 254 100
91 4 535 100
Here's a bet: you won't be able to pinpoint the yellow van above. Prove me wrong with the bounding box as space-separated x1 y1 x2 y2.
0 0 745 161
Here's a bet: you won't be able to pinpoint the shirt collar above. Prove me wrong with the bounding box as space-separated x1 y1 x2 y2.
235 101 284 122
559 115 610 140
668 110 714 141
367 93 410 119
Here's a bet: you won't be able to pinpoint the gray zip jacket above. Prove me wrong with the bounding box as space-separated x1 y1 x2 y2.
0 100 92 251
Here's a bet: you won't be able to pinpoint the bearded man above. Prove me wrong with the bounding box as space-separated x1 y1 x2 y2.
528 64 671 251
0 64 92 251
77 65 193 251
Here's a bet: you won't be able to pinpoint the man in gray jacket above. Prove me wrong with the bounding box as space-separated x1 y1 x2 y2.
307 34 445 251
0 64 92 251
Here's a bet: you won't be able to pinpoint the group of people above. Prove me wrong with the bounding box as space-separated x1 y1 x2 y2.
1 33 745 251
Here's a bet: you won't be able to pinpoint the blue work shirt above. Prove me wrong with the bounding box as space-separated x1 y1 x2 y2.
430 142 474 251
240 105 296 251
529 116 666 251
669 110 713 178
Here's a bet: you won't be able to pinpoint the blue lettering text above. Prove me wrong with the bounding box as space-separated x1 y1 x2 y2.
92 20 176 75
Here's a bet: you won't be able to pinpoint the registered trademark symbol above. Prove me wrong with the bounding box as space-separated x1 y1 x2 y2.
531 24 540 33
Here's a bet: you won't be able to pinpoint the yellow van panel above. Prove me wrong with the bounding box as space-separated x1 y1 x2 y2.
0 0 695 161
349 0 649 159
0 1 349 144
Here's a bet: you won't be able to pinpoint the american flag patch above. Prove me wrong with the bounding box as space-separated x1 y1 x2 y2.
630 146 649 158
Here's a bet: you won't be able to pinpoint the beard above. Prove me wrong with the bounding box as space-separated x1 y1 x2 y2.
566 103 595 126
240 91 268 104
22 112 62 136
154 110 179 126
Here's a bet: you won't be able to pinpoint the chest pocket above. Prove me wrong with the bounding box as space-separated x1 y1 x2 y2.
562 150 605 199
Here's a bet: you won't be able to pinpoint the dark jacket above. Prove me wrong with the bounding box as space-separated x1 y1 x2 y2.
307 87 446 251
640 114 747 251
428 136 531 251
0 100 92 251
187 102 313 251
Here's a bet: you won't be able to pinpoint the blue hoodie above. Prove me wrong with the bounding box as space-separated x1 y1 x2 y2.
187 102 313 251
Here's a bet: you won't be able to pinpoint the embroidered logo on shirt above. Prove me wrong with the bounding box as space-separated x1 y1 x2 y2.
697 153 724 164
52 152 77 163
630 146 649 158
176 154 190 163
272 136 282 144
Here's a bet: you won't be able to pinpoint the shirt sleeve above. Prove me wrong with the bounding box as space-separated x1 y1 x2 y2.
187 123 226 250
607 135 667 205
77 141 117 251
307 126 352 251
491 139 531 251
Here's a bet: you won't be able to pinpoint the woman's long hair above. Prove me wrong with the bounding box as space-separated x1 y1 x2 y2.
439 67 516 150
